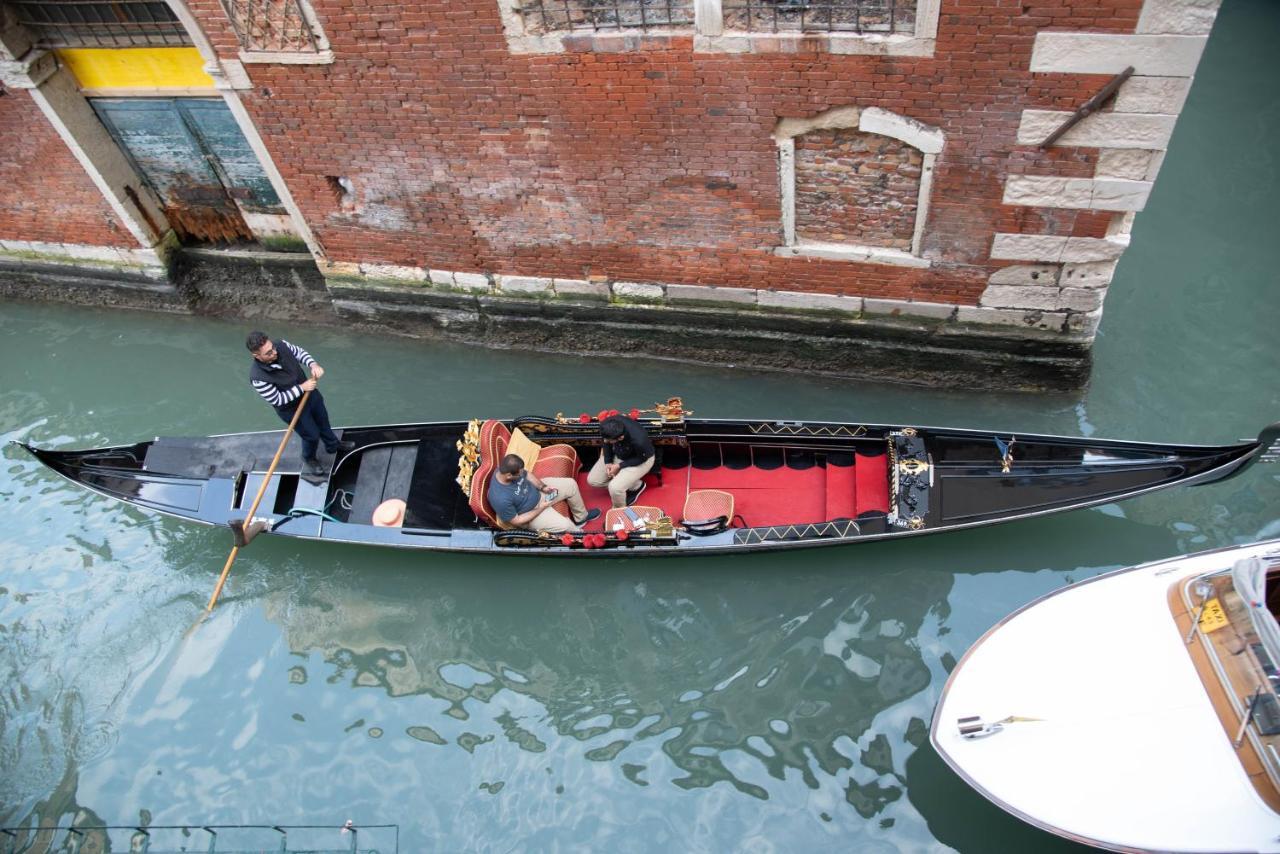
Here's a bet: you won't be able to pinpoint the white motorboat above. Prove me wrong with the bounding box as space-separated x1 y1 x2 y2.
931 538 1280 852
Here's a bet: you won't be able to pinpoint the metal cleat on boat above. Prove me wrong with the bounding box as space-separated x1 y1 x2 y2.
958 714 1042 739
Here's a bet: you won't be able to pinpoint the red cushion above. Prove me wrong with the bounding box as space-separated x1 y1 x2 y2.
468 419 512 527
824 461 856 520
854 452 890 514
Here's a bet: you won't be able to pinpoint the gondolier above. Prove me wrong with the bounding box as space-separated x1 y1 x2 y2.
246 331 353 477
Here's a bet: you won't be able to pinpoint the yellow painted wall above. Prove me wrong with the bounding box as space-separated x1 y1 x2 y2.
57 47 214 91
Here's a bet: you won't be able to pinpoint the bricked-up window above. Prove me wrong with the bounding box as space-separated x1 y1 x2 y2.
722 0 914 34
7 0 191 47
219 0 323 52
795 129 921 248
775 106 942 267
517 0 693 34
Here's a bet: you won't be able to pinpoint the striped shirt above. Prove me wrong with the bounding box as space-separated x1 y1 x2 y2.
250 340 316 407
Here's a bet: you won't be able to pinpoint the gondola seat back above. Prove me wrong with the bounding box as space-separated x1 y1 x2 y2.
855 451 890 514
682 489 734 534
468 419 582 528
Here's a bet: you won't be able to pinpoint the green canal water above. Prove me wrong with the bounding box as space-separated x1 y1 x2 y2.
2 2 1278 850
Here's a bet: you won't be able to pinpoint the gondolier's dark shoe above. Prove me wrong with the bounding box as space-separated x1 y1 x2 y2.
626 481 646 506
328 440 356 455
302 458 327 482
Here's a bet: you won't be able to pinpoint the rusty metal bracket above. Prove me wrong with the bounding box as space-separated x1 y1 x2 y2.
1039 66 1135 149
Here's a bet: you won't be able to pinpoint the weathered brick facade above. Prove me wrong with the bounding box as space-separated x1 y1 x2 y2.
0 90 132 248
0 0 1222 383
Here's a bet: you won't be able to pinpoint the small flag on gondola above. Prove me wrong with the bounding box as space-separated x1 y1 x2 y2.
994 435 1016 473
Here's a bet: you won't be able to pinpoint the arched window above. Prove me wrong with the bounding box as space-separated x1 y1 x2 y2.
774 106 942 268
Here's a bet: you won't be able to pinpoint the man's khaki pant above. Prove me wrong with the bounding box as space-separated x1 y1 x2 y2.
525 477 591 534
587 454 655 508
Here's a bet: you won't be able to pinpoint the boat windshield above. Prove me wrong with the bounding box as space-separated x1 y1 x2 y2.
1185 553 1280 801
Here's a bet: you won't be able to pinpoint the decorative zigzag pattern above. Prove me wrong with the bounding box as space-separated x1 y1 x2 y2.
734 519 861 543
748 423 869 438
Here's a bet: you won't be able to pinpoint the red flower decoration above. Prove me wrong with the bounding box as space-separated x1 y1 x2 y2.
629 408 640 420
595 534 609 548
578 413 591 424
596 409 609 422
616 529 629 541
560 533 575 547
607 409 619 417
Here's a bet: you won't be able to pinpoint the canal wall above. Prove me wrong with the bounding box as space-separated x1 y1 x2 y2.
0 0 1223 389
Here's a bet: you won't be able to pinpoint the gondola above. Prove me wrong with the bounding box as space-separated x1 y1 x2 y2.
15 400 1280 557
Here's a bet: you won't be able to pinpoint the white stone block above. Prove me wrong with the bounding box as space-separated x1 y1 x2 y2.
59 243 122 262
859 107 944 154
1030 33 1209 76
666 284 758 305
1114 76 1193 114
553 278 610 298
1137 0 1221 35
979 285 1062 311
1091 179 1152 211
453 272 492 292
1144 150 1167 182
1061 260 1118 289
758 290 863 313
1061 236 1128 262
988 264 1060 286
1065 309 1104 336
359 263 427 282
862 298 956 320
1059 287 1105 312
428 269 455 286
496 275 552 294
1003 176 1094 209
324 261 362 277
1017 110 1176 150
1096 149 1158 180
990 233 1068 262
612 281 665 300
956 306 1067 332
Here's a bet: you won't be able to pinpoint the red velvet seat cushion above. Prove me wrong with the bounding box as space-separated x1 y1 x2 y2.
468 422 581 528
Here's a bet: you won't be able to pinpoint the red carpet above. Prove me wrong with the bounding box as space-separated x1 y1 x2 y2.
573 453 887 530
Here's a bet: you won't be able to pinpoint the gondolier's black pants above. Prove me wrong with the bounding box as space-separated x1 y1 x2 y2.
276 389 340 463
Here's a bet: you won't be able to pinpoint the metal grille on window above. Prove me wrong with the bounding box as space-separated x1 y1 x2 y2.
219 0 320 52
517 0 694 34
721 0 915 33
7 1 191 48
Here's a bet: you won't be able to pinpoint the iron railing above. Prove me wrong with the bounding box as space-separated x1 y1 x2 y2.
6 0 191 48
517 0 694 34
720 0 915 34
218 0 321 52
0 824 398 854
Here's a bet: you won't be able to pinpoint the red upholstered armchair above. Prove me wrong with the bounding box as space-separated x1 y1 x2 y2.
468 420 580 528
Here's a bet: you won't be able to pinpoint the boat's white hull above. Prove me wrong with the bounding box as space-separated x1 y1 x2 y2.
931 539 1280 853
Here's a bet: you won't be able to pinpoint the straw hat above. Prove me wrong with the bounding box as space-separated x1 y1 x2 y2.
372 498 406 527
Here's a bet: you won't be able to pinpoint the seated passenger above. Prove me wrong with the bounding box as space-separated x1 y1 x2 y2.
488 453 601 533
588 414 656 508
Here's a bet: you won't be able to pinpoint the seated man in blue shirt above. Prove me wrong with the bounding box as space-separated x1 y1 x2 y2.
487 454 601 533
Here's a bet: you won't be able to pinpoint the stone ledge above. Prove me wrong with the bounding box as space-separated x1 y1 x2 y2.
774 242 931 268
496 274 552 295
990 233 1129 263
1003 176 1151 212
1017 110 1176 150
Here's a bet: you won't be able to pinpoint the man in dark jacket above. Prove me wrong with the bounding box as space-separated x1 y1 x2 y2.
246 330 353 478
587 414 655 508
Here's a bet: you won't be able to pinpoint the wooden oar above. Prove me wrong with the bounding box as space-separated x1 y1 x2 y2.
206 388 313 612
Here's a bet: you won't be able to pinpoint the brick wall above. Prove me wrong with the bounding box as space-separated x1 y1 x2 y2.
795 129 922 249
0 90 134 248
177 0 1135 302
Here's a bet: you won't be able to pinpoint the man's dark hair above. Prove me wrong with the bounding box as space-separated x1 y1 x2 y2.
601 418 625 440
499 454 525 475
245 330 270 352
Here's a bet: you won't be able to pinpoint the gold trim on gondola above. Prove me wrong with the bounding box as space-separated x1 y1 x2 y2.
455 418 482 493
898 458 929 476
748 423 868 437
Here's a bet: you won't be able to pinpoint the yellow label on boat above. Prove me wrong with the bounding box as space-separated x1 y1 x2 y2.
1199 597 1228 633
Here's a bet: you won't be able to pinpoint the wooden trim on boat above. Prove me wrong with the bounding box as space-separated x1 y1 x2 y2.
1168 578 1280 814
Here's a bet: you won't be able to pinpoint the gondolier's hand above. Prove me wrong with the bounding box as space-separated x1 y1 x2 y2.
300 378 317 392
311 364 325 380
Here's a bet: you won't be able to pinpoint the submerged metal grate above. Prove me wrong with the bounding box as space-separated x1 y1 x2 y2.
517 0 694 34
720 0 915 33
7 0 191 47
219 0 320 52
